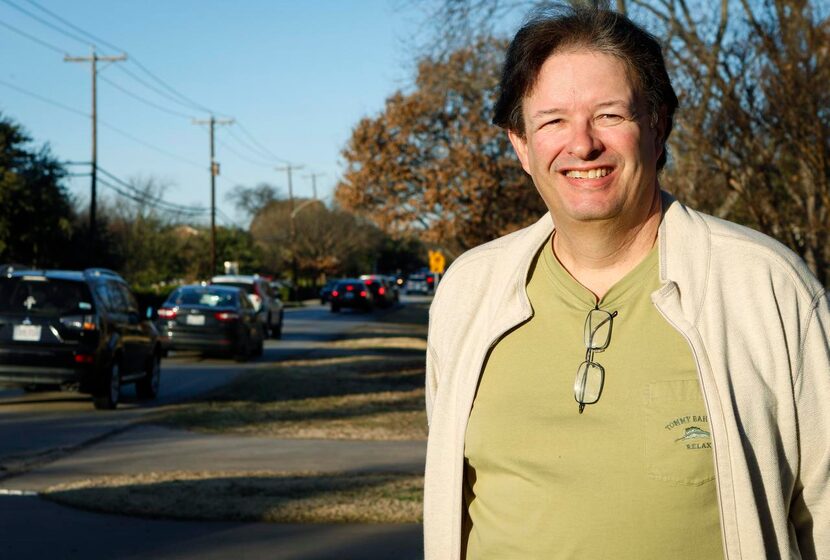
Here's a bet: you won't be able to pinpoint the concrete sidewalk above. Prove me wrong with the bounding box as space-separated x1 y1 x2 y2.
0 424 426 560
1 424 427 492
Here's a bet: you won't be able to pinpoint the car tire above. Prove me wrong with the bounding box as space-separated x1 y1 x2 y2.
136 352 161 400
93 358 121 410
331 304 340 313
270 311 283 339
234 335 251 362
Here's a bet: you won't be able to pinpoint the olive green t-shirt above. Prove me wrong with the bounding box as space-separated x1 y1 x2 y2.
463 237 723 559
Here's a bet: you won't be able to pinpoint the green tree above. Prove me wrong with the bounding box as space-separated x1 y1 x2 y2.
0 113 73 266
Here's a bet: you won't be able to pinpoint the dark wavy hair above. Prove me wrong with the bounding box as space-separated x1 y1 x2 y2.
493 5 678 170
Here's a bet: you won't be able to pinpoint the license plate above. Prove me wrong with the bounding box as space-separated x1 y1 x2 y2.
186 314 205 326
345 293 355 300
13 324 42 341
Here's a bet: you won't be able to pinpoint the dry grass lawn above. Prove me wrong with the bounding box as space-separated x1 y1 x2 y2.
44 471 423 523
154 304 430 441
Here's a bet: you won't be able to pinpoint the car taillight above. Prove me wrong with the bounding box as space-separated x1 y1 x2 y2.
427 276 434 283
378 287 386 295
60 314 97 331
332 290 339 297
158 307 177 319
74 354 95 364
346 285 354 291
360 290 367 297
214 311 239 322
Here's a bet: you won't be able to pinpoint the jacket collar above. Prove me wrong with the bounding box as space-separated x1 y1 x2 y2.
491 191 710 332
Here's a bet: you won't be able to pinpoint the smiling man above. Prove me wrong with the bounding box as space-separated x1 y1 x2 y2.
423 5 830 560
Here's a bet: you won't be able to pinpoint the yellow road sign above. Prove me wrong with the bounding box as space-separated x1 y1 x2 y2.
429 250 446 274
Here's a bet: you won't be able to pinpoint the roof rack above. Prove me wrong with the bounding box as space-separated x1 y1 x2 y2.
83 268 123 280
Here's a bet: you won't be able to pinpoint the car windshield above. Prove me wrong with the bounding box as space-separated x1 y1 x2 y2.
168 288 238 307
0 277 95 316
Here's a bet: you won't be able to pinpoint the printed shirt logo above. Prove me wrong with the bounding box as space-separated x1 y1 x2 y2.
675 426 711 442
664 415 712 450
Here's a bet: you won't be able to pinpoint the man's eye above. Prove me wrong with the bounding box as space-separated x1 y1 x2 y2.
597 114 625 124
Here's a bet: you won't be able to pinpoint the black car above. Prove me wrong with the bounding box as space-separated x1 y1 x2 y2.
330 279 375 313
0 268 161 410
319 279 341 305
156 284 264 360
359 275 400 308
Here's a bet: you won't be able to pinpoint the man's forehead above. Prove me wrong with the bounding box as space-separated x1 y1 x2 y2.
525 48 642 107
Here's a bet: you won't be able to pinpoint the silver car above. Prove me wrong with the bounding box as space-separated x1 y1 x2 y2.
210 274 284 338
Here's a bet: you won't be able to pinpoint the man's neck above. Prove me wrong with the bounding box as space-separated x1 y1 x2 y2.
551 189 662 300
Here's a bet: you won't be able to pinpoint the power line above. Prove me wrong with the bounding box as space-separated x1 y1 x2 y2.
224 126 281 163
99 74 194 120
217 138 276 168
0 0 91 48
21 0 121 53
0 16 67 54
14 0 219 116
97 120 204 169
130 58 217 116
114 64 205 114
0 77 204 170
96 166 208 215
0 77 89 118
236 121 290 163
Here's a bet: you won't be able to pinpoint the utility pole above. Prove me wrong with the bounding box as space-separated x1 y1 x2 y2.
193 116 234 276
303 172 325 200
275 164 304 300
65 49 127 249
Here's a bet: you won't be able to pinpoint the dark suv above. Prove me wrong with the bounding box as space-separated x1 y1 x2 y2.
0 268 161 409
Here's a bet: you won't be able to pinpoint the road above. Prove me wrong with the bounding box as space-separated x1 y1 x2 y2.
0 302 385 471
0 299 427 559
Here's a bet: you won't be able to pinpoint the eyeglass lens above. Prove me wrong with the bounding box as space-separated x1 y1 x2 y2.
584 308 614 351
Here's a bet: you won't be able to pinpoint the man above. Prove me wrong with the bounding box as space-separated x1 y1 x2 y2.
424 5 829 560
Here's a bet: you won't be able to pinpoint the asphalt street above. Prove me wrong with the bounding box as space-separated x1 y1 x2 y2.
0 298 429 559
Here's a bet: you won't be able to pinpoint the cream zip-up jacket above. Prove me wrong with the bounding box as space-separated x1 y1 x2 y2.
424 193 830 560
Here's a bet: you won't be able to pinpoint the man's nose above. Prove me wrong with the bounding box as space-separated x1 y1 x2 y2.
566 121 604 160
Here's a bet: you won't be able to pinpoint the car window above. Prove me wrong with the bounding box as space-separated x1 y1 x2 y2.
171 288 239 307
0 277 95 316
118 284 139 313
94 284 112 311
105 281 130 313
212 281 253 295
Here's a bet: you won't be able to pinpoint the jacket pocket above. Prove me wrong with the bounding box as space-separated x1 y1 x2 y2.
643 379 716 486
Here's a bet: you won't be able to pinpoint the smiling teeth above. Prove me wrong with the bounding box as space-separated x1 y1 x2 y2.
565 168 610 179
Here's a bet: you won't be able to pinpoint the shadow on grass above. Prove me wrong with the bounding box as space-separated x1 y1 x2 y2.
152 302 430 438
44 471 424 523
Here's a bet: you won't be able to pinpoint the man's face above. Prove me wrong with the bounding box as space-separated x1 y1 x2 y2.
508 50 664 228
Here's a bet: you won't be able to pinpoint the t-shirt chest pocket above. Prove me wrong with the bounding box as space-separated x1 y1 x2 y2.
643 379 716 486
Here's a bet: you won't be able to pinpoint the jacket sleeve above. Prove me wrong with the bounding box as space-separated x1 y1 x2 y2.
426 342 439 428
791 292 830 559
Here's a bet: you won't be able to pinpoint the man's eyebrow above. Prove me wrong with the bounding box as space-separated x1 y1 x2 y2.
530 99 632 120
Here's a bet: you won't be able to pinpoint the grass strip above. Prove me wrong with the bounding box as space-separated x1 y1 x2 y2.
154 303 430 440
43 471 423 523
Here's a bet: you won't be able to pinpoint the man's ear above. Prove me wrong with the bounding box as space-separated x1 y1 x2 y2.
508 129 531 175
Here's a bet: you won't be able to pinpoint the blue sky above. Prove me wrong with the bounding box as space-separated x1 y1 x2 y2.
0 0 432 227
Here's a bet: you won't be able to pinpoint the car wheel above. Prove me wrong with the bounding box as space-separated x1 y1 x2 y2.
235 335 251 362
271 311 283 339
331 304 340 313
136 352 161 400
93 359 121 410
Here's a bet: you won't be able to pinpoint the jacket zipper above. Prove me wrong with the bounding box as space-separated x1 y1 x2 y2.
653 300 733 560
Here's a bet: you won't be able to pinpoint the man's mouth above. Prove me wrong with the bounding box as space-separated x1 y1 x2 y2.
563 167 612 179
